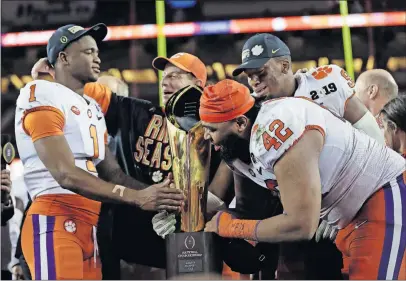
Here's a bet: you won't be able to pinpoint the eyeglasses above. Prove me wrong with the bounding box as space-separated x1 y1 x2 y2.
162 71 194 80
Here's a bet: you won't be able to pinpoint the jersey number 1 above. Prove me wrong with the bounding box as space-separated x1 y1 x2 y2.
262 119 293 151
29 84 36 102
86 125 99 172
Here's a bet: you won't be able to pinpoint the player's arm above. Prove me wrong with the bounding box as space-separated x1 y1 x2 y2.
33 134 183 211
207 160 234 212
24 109 183 211
254 129 322 242
205 130 322 242
337 66 384 143
344 94 384 143
96 146 147 190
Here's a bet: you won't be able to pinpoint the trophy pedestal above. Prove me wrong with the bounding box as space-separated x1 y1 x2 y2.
165 232 222 279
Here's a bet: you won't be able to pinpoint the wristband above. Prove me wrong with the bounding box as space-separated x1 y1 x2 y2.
217 211 260 241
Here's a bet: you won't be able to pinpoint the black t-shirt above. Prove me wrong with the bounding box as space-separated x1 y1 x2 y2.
105 93 172 184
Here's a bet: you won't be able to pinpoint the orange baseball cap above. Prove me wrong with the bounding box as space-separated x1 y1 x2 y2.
152 52 207 86
200 79 255 123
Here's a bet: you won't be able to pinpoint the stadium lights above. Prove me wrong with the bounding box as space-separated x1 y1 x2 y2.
1 11 405 47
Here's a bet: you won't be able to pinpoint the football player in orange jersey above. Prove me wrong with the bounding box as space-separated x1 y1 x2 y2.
16 23 184 280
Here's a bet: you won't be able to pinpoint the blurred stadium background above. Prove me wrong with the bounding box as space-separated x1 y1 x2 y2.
1 0 405 139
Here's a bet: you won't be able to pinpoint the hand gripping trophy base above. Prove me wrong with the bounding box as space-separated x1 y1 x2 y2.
164 85 223 278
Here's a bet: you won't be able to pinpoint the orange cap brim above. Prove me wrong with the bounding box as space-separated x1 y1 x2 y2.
152 56 191 73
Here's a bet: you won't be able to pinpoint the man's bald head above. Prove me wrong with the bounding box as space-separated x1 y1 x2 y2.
355 69 398 116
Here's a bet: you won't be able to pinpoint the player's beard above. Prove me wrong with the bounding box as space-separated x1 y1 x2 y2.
219 133 251 164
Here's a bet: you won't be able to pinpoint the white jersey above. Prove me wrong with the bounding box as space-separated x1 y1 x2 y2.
246 97 405 228
294 65 355 116
229 65 357 200
15 80 107 200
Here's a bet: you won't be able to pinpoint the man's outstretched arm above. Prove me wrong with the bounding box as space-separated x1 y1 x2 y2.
205 129 323 243
34 135 183 211
96 146 148 190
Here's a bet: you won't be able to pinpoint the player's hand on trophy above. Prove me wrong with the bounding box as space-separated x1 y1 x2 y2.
314 220 338 242
136 174 185 212
31 57 55 79
152 211 177 238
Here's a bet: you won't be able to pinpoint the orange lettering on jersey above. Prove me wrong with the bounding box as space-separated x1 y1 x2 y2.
161 145 172 171
262 119 293 151
29 84 37 102
145 115 163 139
141 138 154 166
150 142 162 169
89 125 99 158
340 69 355 88
86 159 97 173
134 136 144 162
262 132 282 150
269 119 293 142
311 66 333 80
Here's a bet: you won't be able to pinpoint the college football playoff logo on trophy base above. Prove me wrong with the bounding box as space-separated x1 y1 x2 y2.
164 85 222 278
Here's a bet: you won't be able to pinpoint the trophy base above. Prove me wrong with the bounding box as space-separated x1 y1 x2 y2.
165 232 222 279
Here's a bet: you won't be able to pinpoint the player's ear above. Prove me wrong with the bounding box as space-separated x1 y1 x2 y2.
280 59 290 74
58 52 69 65
235 115 249 132
282 61 289 74
368 84 378 100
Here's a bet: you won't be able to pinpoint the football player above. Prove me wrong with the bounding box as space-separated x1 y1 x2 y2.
200 79 406 280
16 24 184 280
230 33 388 278
31 52 280 279
355 69 399 117
233 33 384 144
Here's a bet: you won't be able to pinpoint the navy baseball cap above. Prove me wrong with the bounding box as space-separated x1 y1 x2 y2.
232 33 291 76
47 23 108 66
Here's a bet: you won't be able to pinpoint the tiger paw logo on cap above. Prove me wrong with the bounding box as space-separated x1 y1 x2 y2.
251 45 264 56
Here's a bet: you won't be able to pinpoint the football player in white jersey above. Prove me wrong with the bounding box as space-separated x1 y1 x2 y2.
15 23 184 280
199 79 406 280
231 33 386 278
233 33 384 144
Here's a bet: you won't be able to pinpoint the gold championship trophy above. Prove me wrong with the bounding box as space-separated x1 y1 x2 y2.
164 85 222 278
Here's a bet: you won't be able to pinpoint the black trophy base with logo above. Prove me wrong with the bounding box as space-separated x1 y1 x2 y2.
165 232 223 279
